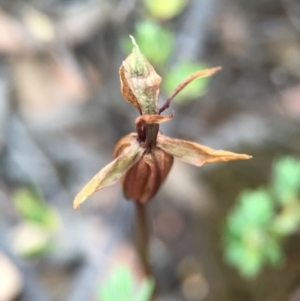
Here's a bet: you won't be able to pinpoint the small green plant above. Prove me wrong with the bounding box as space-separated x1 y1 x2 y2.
14 188 59 229
12 188 60 257
224 157 300 277
98 265 154 301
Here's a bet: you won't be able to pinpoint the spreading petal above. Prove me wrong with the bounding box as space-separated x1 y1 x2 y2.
74 138 144 210
157 134 252 167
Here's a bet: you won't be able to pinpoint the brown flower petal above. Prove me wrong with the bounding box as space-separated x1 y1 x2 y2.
135 113 174 127
157 134 252 167
119 65 142 114
73 138 144 210
113 133 138 158
121 148 173 204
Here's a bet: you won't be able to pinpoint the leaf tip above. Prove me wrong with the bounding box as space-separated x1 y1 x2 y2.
207 66 222 76
240 154 253 160
129 35 139 49
214 66 222 72
73 194 84 210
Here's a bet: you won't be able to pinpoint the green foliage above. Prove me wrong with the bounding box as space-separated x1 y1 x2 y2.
272 157 300 204
13 188 59 230
98 265 154 301
142 0 188 20
224 157 300 278
12 188 60 257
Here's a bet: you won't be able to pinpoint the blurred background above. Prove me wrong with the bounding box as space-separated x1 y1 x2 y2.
0 0 300 300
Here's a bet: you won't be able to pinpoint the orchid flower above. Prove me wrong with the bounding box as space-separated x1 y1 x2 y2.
73 37 251 209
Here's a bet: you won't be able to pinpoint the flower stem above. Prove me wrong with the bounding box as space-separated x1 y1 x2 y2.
135 202 152 276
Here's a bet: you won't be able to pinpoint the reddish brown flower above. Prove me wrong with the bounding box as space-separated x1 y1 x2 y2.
73 37 251 209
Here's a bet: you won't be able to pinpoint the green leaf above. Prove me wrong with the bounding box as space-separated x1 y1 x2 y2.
143 0 188 20
227 209 250 236
135 277 155 301
271 201 300 235
100 266 126 301
163 61 211 103
223 157 300 278
223 189 278 277
239 247 263 277
272 157 300 204
224 240 245 266
238 189 274 227
117 266 134 300
122 20 174 67
98 265 154 301
243 227 265 250
263 237 283 266
12 222 54 258
13 188 59 230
